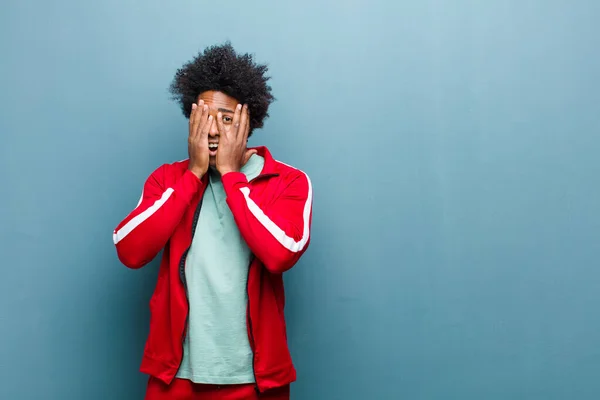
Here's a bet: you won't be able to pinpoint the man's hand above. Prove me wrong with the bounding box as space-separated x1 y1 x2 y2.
188 101 212 179
216 104 257 175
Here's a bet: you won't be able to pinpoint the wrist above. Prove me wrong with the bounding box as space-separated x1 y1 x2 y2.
188 166 206 179
217 165 239 176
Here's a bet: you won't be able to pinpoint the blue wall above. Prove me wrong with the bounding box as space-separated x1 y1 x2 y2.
1 1 599 399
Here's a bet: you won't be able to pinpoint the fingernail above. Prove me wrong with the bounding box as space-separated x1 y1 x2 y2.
192 103 197 109
208 115 213 120
237 104 242 110
204 105 208 110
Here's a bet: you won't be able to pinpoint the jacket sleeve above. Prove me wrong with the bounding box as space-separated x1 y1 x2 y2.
112 165 203 269
221 170 313 274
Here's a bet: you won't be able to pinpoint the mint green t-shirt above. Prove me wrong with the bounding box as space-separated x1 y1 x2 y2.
176 154 264 384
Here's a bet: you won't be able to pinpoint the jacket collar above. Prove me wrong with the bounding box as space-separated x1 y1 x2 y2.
250 146 279 177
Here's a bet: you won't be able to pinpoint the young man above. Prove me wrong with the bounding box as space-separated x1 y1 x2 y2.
112 43 313 400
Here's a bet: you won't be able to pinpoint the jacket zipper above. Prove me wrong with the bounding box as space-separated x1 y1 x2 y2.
176 191 205 373
246 255 259 393
245 173 276 393
176 173 277 385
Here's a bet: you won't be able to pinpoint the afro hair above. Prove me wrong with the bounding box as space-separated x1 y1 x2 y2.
169 42 275 135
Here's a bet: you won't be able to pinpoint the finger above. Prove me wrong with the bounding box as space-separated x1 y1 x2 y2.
243 107 251 143
231 103 242 138
243 148 258 164
190 101 204 139
238 104 249 141
196 104 209 138
189 103 198 137
200 115 213 144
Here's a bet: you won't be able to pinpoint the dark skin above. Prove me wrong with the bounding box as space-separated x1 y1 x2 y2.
187 90 257 179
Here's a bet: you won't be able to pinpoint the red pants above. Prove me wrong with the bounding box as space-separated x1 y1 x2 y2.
144 377 290 400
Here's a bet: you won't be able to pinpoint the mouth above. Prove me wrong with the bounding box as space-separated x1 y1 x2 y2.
208 142 218 156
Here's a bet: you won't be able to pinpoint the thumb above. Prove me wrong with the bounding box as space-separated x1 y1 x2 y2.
244 148 258 164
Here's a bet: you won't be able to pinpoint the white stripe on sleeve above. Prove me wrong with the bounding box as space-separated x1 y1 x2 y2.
239 173 312 253
113 188 175 244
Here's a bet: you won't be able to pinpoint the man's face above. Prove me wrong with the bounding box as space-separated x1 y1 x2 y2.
196 90 239 167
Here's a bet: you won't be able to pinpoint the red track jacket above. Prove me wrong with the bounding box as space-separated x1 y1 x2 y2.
112 147 313 392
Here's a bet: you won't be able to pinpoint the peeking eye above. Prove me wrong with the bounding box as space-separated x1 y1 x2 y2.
222 115 233 123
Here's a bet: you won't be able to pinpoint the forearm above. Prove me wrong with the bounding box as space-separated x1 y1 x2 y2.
222 171 312 273
113 169 203 268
